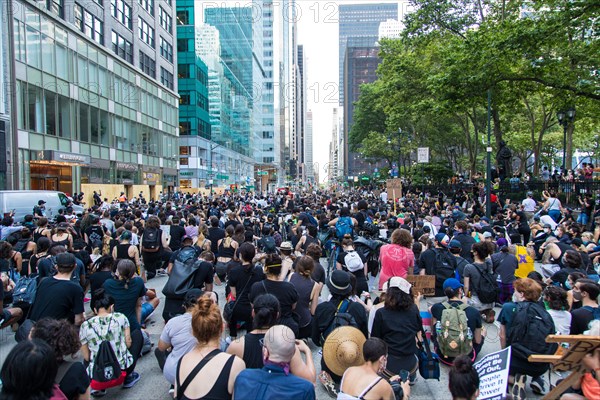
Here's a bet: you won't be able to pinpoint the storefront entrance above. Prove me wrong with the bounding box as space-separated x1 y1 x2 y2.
30 164 72 193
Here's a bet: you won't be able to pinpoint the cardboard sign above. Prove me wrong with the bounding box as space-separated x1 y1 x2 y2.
475 347 511 400
386 179 402 199
405 275 436 296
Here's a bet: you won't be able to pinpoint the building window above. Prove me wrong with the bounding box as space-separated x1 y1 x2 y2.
179 146 190 155
47 0 64 18
159 6 172 34
160 67 174 90
197 94 208 110
179 93 190 105
159 37 173 63
177 39 190 52
74 4 104 45
179 157 189 166
139 51 156 78
138 18 155 48
111 0 132 30
176 10 189 25
179 121 190 135
197 68 208 85
139 0 154 16
178 64 189 78
111 31 133 63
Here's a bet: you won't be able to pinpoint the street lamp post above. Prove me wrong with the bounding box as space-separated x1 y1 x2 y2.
557 107 576 171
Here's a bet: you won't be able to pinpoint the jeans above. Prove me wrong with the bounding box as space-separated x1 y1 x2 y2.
577 213 589 226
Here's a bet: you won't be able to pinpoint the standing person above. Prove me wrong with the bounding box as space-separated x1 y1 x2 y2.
249 254 299 337
102 259 146 388
227 242 265 338
233 325 316 400
491 240 519 304
174 296 246 400
522 192 537 222
79 289 135 396
378 228 414 288
499 278 558 399
371 277 422 383
336 237 369 297
31 318 91 400
463 241 496 322
287 256 320 339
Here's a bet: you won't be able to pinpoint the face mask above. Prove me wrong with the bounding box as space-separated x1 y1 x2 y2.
512 292 521 303
572 290 583 302
565 280 572 290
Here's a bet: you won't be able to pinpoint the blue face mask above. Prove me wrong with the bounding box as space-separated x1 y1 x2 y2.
565 280 572 290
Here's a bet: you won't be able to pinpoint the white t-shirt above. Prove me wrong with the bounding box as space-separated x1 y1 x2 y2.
540 215 558 230
380 192 388 202
522 198 536 212
547 309 572 336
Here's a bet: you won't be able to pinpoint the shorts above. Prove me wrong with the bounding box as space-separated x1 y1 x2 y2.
0 308 11 324
141 302 155 322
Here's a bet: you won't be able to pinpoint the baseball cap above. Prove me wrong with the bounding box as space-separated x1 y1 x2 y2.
482 231 493 239
385 277 412 294
497 238 509 248
443 278 463 291
435 233 449 247
448 239 462 249
38 200 46 205
480 217 490 223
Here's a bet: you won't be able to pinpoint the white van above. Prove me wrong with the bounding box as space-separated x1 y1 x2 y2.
0 191 85 222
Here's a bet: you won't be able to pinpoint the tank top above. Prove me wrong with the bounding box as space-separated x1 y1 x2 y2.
175 349 235 400
218 240 235 259
52 234 70 247
338 376 383 400
301 235 317 252
242 332 265 369
116 244 136 263
289 273 315 327
33 228 47 242
555 242 571 268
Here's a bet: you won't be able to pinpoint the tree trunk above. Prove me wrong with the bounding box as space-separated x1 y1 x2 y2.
566 123 574 170
492 107 503 149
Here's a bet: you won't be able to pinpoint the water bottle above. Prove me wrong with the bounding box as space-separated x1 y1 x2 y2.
435 321 442 336
467 327 473 340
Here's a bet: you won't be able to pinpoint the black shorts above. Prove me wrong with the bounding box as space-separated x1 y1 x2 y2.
1 308 12 324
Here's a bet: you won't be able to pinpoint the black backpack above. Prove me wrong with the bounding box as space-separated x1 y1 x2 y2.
507 302 557 358
90 317 124 386
433 249 456 287
261 236 277 254
471 263 500 304
162 247 201 299
142 227 161 252
319 300 358 345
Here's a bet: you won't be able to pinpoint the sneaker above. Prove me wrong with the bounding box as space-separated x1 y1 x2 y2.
156 269 168 277
510 373 527 400
409 374 418 386
168 385 174 395
530 376 547 395
91 389 106 397
122 372 141 389
318 371 338 398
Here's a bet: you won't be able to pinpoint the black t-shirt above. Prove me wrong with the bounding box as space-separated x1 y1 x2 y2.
228 264 265 306
371 305 423 358
354 211 366 229
208 227 226 255
89 271 113 297
193 261 214 288
297 213 312 227
249 279 298 318
570 306 598 335
312 261 326 284
430 300 482 346
29 278 84 323
103 277 146 331
169 225 187 251
59 361 90 400
85 225 105 247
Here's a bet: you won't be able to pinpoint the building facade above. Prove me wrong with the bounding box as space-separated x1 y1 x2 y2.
338 3 398 106
305 110 314 181
379 19 403 39
295 44 307 182
5 0 179 200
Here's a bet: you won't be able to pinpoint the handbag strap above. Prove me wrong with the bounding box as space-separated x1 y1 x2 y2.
175 349 221 400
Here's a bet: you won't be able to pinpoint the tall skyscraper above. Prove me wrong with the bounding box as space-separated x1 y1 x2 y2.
4 0 179 197
0 1 10 189
338 3 398 106
295 44 307 181
305 110 313 181
279 0 297 182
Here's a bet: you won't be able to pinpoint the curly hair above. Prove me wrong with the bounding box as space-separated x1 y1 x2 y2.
0 241 13 260
391 228 413 248
384 287 415 311
543 286 569 311
31 318 81 360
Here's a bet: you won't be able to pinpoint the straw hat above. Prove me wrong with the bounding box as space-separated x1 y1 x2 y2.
323 326 366 376
278 241 293 251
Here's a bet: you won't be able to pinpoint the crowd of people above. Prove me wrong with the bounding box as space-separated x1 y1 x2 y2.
0 185 598 400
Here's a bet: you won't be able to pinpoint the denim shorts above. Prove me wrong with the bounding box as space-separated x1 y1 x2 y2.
141 302 154 322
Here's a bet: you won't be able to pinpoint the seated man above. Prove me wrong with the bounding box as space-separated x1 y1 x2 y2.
233 325 315 400
430 278 483 365
0 273 22 330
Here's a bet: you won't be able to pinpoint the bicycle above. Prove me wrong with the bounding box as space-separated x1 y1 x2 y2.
326 238 340 279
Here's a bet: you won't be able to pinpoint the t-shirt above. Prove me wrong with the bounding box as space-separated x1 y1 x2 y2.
103 277 147 331
208 227 226 255
430 300 482 350
378 244 415 289
85 225 105 248
29 278 84 323
463 262 493 297
79 313 133 375
371 305 423 358
159 313 198 385
58 361 90 400
547 309 572 336
249 279 298 319
169 225 187 251
491 252 518 283
228 265 265 306
570 306 599 335
311 261 326 284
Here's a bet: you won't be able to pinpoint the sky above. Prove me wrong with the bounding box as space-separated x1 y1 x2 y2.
296 0 410 181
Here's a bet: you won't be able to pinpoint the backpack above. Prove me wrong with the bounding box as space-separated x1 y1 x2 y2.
162 247 201 299
437 302 473 358
582 305 600 321
507 302 557 358
142 227 161 252
320 299 358 345
209 207 220 217
261 236 277 254
433 249 456 288
12 276 38 305
89 317 126 390
306 213 318 227
344 251 364 272
335 217 353 239
471 263 500 304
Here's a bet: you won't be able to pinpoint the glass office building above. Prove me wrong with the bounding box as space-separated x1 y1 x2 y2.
6 0 179 197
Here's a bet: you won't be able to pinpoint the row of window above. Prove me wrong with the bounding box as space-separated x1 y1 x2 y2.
139 18 155 47
159 6 172 34
111 31 133 63
178 119 211 139
111 0 132 30
74 4 103 45
139 51 156 78
160 37 173 62
160 68 173 90
139 0 154 16
177 64 208 85
179 92 209 111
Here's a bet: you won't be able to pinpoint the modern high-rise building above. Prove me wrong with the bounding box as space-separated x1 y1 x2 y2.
338 3 398 106
343 43 384 177
4 0 179 199
0 1 10 190
279 0 297 182
328 108 340 183
305 110 313 181
379 19 403 39
295 44 307 181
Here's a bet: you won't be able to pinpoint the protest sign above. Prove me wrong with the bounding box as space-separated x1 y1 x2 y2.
405 275 436 296
475 347 511 400
386 179 402 200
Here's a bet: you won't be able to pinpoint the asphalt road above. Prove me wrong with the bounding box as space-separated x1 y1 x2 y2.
0 265 553 400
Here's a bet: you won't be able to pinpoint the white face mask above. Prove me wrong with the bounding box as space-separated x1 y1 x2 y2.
512 292 521 303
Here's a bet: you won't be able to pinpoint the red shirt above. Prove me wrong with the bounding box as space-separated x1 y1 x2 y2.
378 243 415 289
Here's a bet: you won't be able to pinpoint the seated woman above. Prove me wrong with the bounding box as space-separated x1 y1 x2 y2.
227 293 315 382
448 355 481 400
31 318 91 400
371 277 422 383
339 337 408 400
175 296 245 400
